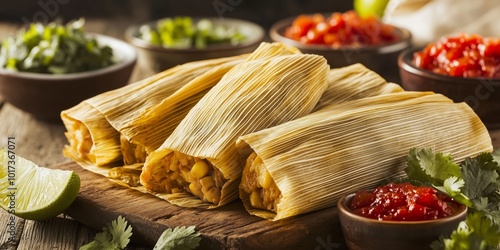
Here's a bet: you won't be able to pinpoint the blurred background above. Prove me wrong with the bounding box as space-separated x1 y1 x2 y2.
0 0 352 30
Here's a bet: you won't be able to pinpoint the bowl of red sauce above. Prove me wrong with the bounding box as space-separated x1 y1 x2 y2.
270 10 412 83
398 33 500 129
338 182 467 250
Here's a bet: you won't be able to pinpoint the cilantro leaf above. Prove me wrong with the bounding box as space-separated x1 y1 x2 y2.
493 149 500 164
461 152 500 201
405 148 462 186
436 176 471 207
466 211 500 247
154 226 201 250
430 222 471 250
0 18 115 74
459 153 500 224
431 211 500 250
471 196 500 226
80 216 133 250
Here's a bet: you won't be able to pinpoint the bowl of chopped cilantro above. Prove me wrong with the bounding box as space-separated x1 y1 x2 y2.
126 16 264 71
0 19 137 121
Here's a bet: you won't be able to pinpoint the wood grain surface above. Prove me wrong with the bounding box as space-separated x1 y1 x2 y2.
50 162 347 250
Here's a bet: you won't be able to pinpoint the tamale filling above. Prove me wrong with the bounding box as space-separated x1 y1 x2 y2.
108 164 143 187
145 151 227 205
241 152 281 211
64 120 95 163
120 134 148 165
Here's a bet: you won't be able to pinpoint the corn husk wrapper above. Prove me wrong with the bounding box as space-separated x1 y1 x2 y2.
314 63 403 111
61 69 175 167
140 53 330 208
61 54 247 168
124 42 301 156
118 58 246 165
236 91 493 220
62 102 121 166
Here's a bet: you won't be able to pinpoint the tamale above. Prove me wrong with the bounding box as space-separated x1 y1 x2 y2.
62 102 120 166
237 91 493 220
121 42 301 162
61 54 247 167
117 59 245 166
140 53 330 208
87 55 249 136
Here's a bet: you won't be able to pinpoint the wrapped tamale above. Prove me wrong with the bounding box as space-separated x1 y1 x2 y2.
140 53 330 208
61 54 247 167
116 59 245 166
236 91 493 220
109 42 301 186
120 42 301 164
62 102 120 166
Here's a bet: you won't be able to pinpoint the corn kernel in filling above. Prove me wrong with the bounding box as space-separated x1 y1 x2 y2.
241 152 281 211
146 151 226 205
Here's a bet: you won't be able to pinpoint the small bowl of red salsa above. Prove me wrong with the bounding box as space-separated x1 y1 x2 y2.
398 33 500 129
270 10 412 83
338 182 467 250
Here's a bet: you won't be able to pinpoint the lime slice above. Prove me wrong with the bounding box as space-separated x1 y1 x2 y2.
0 148 80 220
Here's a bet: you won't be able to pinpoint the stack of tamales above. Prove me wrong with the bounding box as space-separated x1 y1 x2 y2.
61 42 301 186
61 42 493 220
62 54 248 168
140 49 330 208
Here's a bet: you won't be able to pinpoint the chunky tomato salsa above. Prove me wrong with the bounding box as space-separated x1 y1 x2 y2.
413 33 500 78
349 182 463 221
284 11 398 47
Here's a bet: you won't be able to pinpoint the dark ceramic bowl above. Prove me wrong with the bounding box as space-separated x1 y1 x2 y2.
0 34 137 122
398 47 500 129
338 193 467 250
269 15 412 83
126 17 265 72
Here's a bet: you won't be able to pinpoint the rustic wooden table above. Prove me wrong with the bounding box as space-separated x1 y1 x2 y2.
0 18 500 250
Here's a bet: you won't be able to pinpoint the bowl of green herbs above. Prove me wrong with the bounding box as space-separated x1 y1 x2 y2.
126 16 264 71
0 19 137 121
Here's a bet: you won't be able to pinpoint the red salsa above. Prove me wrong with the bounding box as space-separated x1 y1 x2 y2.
413 33 500 78
284 11 398 47
349 182 462 221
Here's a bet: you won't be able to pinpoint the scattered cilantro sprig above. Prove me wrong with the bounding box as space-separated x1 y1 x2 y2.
430 211 500 250
80 215 133 250
153 225 201 250
79 216 201 250
404 148 500 250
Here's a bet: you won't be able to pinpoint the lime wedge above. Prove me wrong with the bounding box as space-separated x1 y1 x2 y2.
0 148 80 220
354 0 390 18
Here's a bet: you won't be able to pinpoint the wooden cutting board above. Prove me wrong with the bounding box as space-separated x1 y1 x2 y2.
49 162 347 250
